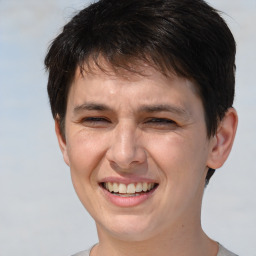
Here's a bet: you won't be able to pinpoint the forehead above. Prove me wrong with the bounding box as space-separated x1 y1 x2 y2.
73 57 199 95
67 62 203 122
72 63 196 97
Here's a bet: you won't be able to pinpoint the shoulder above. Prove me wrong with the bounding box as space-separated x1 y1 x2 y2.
218 244 238 256
71 249 90 256
71 244 97 256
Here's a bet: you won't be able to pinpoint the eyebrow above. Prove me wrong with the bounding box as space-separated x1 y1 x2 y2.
73 103 111 114
138 104 191 119
73 102 191 120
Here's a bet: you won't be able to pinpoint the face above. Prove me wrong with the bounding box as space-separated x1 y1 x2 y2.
58 65 217 241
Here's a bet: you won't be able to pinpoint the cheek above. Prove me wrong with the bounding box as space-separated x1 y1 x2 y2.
146 133 208 217
146 132 208 186
65 131 109 213
66 130 108 179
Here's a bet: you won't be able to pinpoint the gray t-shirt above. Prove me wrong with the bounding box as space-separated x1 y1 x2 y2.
72 244 238 256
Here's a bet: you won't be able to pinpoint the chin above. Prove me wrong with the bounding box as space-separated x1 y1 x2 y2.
97 214 162 242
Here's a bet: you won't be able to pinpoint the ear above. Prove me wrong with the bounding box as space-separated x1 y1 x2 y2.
207 108 238 169
55 119 70 166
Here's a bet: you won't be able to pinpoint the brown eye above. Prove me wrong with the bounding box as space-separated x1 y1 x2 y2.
143 118 178 131
83 117 109 122
81 117 111 127
146 118 175 125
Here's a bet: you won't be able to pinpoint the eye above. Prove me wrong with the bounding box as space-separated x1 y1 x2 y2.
143 118 177 129
81 117 111 127
147 118 174 124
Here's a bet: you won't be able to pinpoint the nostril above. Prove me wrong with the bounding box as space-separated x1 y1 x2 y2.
106 146 147 170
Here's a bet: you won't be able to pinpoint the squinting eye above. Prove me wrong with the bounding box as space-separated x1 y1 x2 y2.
83 117 108 122
143 118 177 130
146 118 175 124
81 117 110 127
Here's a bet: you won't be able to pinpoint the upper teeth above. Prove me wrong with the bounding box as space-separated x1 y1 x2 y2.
103 182 155 194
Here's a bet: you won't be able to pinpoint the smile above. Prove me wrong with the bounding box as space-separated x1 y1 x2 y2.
101 182 158 197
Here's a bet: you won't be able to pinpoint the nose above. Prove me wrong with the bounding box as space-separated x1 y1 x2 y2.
106 122 146 170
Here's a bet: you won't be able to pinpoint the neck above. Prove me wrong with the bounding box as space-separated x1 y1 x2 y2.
92 219 218 256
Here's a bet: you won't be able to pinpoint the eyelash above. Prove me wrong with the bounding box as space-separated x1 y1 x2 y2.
82 117 109 123
81 117 176 128
145 118 175 124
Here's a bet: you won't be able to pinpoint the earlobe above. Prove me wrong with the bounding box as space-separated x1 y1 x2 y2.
55 119 70 166
207 108 238 169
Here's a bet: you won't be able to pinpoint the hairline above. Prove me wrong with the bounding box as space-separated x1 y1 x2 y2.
58 56 212 140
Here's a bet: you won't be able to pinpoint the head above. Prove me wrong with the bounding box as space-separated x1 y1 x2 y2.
45 0 238 242
45 0 236 185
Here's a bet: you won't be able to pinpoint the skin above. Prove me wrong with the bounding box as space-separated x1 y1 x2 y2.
56 64 238 256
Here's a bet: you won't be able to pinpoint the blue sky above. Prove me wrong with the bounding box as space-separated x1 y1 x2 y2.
0 1 255 255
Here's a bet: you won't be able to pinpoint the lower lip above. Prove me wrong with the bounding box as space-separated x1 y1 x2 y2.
100 186 157 207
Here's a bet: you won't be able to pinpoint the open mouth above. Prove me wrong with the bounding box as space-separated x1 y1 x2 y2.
101 182 158 197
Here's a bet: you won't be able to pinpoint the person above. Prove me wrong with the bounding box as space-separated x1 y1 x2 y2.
44 0 238 255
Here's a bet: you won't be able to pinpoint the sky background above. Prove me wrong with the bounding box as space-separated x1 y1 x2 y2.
0 0 255 255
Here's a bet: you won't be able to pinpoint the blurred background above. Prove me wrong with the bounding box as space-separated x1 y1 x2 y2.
0 0 255 255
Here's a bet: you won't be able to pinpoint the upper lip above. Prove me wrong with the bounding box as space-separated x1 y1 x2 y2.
99 176 159 185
